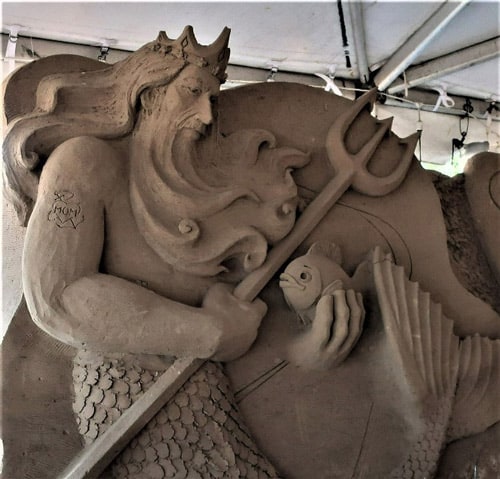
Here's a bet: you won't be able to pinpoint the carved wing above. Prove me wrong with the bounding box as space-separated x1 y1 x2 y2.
371 246 460 402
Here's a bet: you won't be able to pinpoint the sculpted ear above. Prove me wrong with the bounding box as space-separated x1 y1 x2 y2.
307 241 342 265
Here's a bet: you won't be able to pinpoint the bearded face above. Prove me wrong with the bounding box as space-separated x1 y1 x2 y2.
130 65 309 281
158 64 220 139
138 64 221 175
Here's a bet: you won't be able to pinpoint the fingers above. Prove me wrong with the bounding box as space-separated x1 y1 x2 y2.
336 291 365 359
312 294 335 350
325 290 365 365
202 282 268 362
288 290 365 370
202 282 233 309
327 289 350 354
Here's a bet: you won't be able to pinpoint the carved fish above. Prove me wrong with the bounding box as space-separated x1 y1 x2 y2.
278 241 352 326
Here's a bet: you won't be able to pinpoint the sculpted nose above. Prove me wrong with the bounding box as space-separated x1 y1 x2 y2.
196 94 214 126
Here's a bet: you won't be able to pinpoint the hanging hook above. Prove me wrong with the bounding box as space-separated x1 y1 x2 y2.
5 25 21 59
315 65 343 96
97 38 116 63
21 36 40 60
415 103 423 162
432 84 455 111
486 101 498 115
416 103 423 133
402 70 409 98
485 102 497 141
98 45 109 62
267 65 278 82
451 114 470 159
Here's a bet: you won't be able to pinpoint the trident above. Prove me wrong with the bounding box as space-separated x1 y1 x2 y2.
60 89 419 478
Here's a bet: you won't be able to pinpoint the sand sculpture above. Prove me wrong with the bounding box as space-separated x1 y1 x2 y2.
3 27 500 478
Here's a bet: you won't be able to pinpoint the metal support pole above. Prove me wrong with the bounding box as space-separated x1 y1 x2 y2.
374 1 471 91
388 37 500 94
348 1 370 84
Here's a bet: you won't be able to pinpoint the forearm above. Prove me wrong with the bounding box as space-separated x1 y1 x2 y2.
26 272 221 358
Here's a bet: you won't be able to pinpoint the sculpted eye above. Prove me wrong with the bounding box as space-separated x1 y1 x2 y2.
299 271 312 282
184 85 201 97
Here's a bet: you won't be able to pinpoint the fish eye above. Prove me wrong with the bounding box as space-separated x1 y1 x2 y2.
299 271 312 282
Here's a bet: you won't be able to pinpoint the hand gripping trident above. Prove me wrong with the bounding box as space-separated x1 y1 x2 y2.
59 89 419 478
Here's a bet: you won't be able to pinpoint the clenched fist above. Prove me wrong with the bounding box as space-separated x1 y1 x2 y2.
202 283 268 362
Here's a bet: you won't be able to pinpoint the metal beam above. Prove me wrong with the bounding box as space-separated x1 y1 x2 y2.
374 1 471 91
388 37 500 94
348 1 370 84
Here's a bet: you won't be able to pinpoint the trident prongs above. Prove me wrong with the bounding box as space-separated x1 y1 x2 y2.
382 131 420 190
326 88 378 176
356 117 394 168
326 87 416 197
338 88 378 137
353 130 419 197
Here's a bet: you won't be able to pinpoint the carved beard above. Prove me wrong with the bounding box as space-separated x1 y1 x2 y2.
129 119 309 280
160 127 219 194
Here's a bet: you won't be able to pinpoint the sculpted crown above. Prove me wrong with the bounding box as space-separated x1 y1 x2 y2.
153 26 231 82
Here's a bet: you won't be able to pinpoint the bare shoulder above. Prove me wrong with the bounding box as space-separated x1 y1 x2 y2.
40 136 126 197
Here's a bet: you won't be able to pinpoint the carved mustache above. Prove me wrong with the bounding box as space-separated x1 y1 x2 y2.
176 116 209 135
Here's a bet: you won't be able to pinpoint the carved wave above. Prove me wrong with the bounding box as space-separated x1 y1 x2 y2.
129 127 308 278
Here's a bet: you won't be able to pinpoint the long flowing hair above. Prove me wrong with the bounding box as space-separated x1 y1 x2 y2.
3 36 187 225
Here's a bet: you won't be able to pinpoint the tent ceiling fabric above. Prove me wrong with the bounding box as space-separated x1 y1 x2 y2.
1 1 499 341
2 1 499 101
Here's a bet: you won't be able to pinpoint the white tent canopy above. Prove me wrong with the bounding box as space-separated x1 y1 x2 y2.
2 1 499 165
2 1 500 335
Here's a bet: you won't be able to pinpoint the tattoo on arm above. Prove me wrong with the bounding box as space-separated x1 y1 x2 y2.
48 191 85 229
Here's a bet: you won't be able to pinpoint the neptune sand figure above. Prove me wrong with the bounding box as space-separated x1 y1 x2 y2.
3 26 500 478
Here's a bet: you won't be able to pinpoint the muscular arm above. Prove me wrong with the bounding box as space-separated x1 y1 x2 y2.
23 137 263 359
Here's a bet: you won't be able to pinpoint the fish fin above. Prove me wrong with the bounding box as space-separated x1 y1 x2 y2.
447 335 500 441
307 241 342 265
372 246 460 403
321 280 344 296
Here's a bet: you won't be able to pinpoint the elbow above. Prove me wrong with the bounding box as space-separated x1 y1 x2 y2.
23 278 84 349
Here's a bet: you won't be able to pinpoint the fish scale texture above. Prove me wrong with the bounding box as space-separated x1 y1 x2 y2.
72 352 280 478
389 399 451 479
